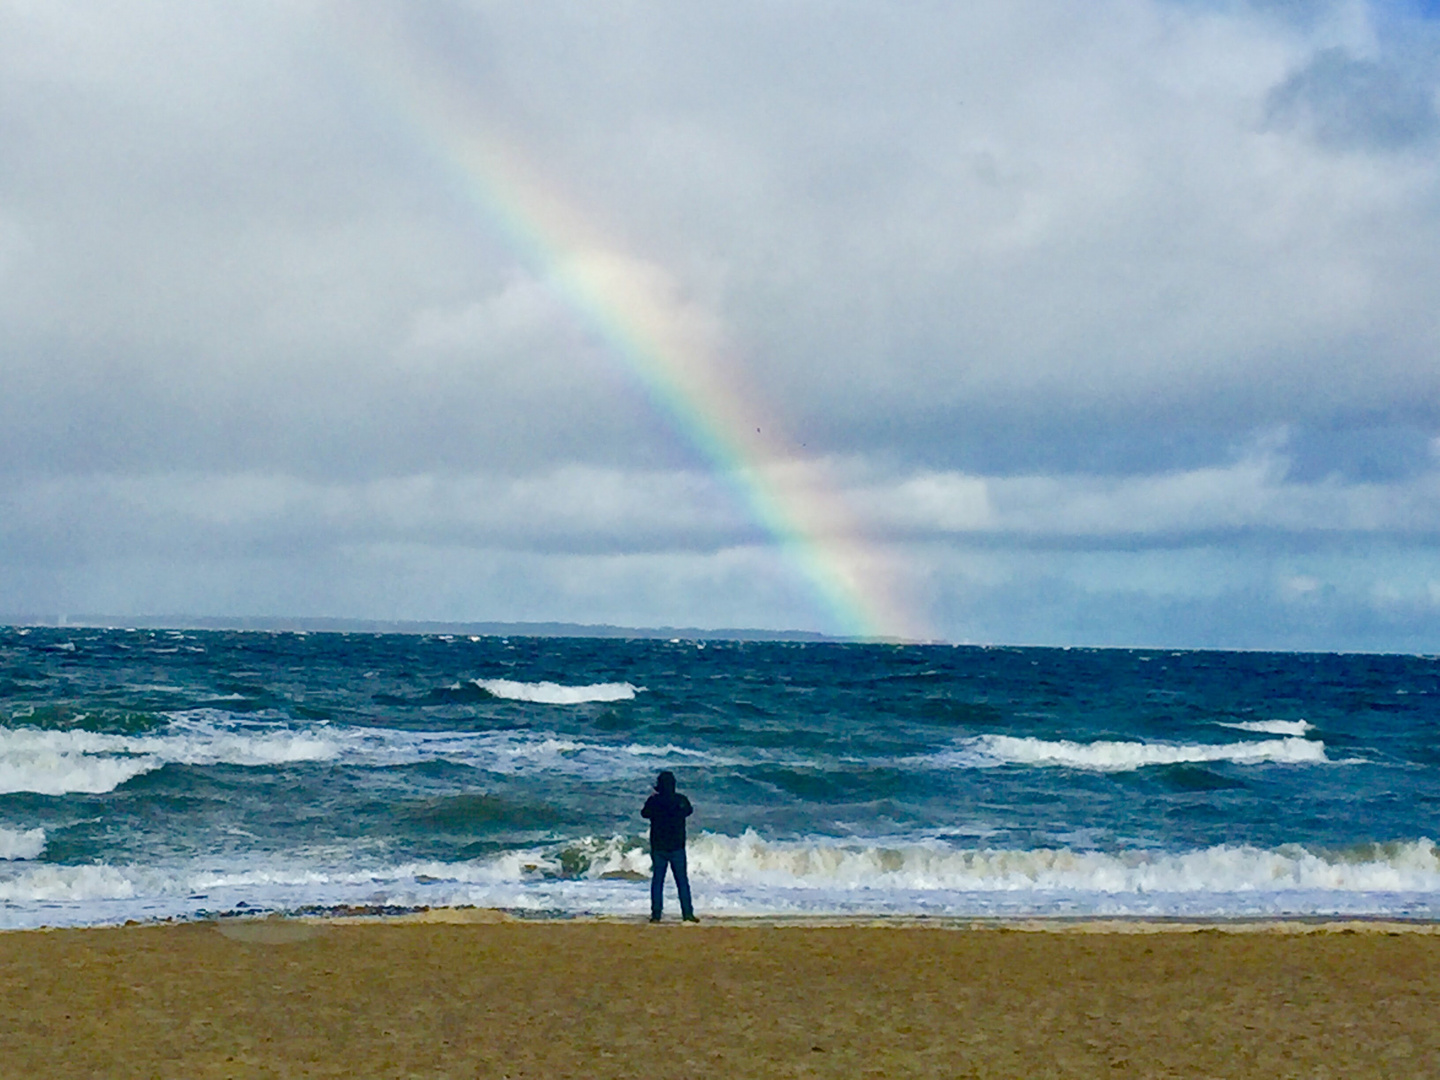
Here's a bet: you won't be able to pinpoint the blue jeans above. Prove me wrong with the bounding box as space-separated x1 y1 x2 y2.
650 847 694 920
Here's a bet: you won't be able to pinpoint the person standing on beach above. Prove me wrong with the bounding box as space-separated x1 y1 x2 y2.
642 770 698 922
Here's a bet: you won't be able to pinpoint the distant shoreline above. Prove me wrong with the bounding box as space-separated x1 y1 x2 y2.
11 619 1438 653
0 614 846 642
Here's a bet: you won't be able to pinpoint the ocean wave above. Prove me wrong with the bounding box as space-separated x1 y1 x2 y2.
5 835 1440 928
0 716 340 795
329 726 723 779
1218 720 1314 736
0 826 45 860
682 832 1440 894
0 741 161 796
517 831 1440 901
0 712 718 795
471 679 640 704
926 734 1328 771
377 832 1440 899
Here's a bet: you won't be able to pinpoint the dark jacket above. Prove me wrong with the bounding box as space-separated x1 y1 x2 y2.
641 789 693 852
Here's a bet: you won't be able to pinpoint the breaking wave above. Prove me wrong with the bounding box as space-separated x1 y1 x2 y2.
332 727 717 779
471 679 639 704
928 734 1328 772
0 710 1328 797
684 832 1440 895
0 712 716 795
0 715 337 795
0 826 45 861
4 833 1440 928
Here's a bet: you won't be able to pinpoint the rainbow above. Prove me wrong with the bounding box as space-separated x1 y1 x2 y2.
334 17 926 641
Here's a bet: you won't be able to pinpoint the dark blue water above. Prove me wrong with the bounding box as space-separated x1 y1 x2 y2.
2 626 1439 926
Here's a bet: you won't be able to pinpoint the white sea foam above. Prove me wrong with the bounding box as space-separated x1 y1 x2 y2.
4 835 1440 928
683 832 1440 895
928 734 1328 771
0 826 45 860
472 679 639 704
0 741 161 796
0 717 340 795
0 711 1328 799
325 726 726 779
0 713 719 795
1218 719 1314 736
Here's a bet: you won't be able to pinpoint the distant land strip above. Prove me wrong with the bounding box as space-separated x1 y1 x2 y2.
0 614 845 642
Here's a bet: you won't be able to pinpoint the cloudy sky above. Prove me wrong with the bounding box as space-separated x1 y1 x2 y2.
3 0 1440 649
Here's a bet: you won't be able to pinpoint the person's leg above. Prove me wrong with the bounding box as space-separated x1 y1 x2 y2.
650 849 670 920
671 847 695 921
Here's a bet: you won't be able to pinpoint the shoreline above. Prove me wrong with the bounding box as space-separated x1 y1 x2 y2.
9 904 1440 935
328 908 1440 933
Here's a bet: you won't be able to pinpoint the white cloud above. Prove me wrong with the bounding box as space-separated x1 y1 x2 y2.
405 276 565 357
850 448 1440 541
1282 573 1324 598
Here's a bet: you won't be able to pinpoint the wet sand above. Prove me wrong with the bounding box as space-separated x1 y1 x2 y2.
3 915 1440 1078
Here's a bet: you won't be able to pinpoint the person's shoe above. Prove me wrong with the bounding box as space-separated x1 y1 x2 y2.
683 914 700 923
649 916 662 923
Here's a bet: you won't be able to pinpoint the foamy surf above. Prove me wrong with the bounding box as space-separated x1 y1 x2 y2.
0 711 1333 799
0 717 341 795
330 726 721 778
4 834 1440 928
682 832 1440 895
471 679 640 704
0 713 723 794
929 734 1328 771
0 826 45 861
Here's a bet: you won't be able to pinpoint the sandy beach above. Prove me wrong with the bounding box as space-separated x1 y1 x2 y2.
1 914 1438 1078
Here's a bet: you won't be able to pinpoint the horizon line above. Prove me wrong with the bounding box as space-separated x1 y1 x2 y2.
0 613 936 645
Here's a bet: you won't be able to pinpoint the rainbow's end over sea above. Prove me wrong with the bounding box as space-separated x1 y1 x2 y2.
334 14 930 642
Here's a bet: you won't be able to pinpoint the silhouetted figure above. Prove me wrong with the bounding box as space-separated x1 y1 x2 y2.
642 770 697 922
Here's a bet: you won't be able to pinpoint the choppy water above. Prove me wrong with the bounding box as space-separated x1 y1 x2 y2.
2 626 1439 927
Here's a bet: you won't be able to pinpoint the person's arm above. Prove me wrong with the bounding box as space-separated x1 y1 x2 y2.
680 795 693 817
641 796 654 819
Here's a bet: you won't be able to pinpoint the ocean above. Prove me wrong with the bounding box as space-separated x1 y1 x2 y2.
2 625 1439 928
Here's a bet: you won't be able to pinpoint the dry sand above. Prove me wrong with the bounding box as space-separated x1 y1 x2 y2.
3 914 1439 1078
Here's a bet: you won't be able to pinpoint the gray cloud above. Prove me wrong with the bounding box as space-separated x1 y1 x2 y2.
2 0 1440 645
6 437 1437 567
0 467 755 565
